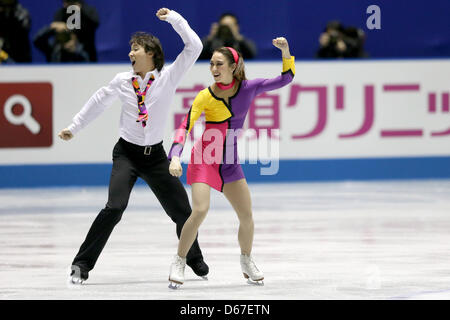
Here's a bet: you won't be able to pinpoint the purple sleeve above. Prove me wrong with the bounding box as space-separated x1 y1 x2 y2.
168 143 184 161
250 71 294 96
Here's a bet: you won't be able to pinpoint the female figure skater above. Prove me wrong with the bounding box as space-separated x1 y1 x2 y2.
167 37 295 288
58 8 209 284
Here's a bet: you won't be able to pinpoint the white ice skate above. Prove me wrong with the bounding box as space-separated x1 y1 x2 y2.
168 255 186 289
240 254 264 286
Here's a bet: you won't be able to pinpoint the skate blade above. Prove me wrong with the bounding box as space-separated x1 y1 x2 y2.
247 279 264 286
168 281 182 290
243 273 264 286
168 276 183 289
200 275 208 280
66 276 84 288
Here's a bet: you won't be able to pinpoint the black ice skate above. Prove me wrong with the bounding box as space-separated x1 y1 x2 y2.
187 258 209 280
68 265 89 285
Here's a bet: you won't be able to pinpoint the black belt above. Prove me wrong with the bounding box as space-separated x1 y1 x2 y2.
119 137 163 155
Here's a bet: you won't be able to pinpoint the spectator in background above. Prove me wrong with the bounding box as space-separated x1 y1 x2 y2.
0 46 14 64
316 20 367 58
33 22 90 62
0 0 32 62
343 26 368 58
199 13 257 60
53 0 99 61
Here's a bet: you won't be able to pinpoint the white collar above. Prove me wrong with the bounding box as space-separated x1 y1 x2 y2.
130 68 160 81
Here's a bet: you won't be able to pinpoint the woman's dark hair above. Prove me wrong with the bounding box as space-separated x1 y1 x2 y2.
214 47 246 81
129 32 164 71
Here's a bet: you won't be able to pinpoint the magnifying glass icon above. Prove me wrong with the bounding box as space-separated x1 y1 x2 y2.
3 94 41 134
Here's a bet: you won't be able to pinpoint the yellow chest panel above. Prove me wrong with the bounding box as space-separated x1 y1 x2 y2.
203 95 233 122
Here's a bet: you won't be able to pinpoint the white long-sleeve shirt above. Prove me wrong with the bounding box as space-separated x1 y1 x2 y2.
68 11 202 146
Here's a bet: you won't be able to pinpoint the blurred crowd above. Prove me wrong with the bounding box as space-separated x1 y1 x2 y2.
0 0 98 64
0 0 368 64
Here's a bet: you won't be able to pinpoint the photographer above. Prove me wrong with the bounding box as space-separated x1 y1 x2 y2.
33 22 90 62
316 21 367 58
199 13 257 60
343 26 368 58
0 0 31 62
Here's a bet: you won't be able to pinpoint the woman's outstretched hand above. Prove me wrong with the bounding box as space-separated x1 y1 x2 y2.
169 156 183 177
272 37 291 59
156 8 171 21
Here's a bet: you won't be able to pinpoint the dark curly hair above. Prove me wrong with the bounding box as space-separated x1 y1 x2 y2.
129 32 164 71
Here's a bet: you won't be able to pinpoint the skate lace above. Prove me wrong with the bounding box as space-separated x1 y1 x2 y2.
246 258 260 274
174 257 185 273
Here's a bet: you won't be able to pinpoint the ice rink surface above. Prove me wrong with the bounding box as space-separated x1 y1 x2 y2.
1 180 450 300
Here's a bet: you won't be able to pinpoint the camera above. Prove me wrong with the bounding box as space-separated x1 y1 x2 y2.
217 25 234 41
55 30 72 45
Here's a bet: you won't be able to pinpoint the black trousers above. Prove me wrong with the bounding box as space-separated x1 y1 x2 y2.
72 138 203 271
